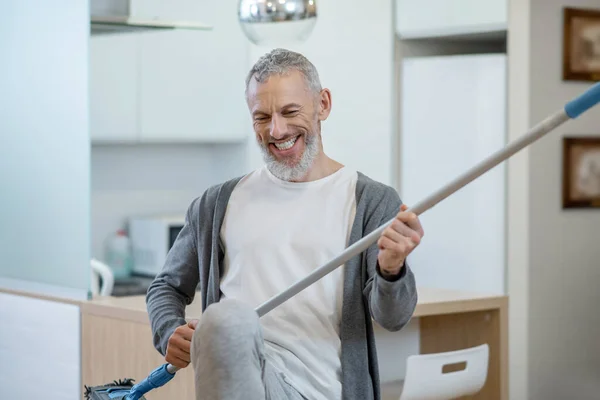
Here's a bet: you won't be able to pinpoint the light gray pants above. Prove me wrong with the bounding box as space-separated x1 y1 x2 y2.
191 298 306 400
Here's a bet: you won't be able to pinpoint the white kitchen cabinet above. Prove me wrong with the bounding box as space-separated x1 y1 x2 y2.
138 29 249 143
395 0 507 38
400 54 507 295
89 34 139 142
89 0 249 143
91 0 206 20
129 0 207 21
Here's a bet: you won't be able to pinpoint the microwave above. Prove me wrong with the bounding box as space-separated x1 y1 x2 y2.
128 214 186 277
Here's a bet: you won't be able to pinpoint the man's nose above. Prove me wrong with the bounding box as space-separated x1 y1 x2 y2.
270 115 288 139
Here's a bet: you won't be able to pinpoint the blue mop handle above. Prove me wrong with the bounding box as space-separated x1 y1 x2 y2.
565 81 600 118
124 363 177 400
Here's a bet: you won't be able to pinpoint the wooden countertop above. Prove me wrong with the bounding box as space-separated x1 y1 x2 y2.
81 287 507 325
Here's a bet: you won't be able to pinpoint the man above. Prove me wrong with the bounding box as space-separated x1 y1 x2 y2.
146 48 423 400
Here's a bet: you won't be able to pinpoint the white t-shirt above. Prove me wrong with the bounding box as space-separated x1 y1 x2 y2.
219 165 358 400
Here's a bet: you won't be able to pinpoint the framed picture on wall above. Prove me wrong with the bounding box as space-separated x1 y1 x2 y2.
562 137 600 208
563 7 600 81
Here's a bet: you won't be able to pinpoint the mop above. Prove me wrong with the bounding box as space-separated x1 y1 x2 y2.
84 81 600 400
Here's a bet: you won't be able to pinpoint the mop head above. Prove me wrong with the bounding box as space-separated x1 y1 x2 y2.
84 378 146 400
84 363 175 399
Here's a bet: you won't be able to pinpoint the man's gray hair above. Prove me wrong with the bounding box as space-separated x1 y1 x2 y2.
245 48 322 96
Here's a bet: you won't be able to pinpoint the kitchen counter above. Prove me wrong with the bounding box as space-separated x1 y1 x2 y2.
1 283 508 399
79 286 507 400
82 286 506 324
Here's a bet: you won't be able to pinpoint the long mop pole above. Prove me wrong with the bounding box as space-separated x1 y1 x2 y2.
257 110 568 316
256 81 600 317
124 82 600 399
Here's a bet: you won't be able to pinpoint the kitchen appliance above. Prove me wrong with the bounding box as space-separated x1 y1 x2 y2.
128 215 185 277
90 0 212 35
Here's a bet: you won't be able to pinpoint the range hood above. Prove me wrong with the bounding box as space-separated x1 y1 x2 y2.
91 16 212 34
90 0 212 34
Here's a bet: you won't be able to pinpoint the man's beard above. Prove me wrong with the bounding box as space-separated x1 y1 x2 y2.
257 132 320 182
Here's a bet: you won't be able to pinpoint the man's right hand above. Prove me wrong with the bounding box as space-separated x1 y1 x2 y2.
165 319 198 368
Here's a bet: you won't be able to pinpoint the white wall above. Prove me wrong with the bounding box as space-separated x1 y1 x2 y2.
0 293 80 400
0 2 88 398
0 1 89 298
507 0 600 398
246 0 396 186
91 143 248 259
506 0 531 398
527 0 600 398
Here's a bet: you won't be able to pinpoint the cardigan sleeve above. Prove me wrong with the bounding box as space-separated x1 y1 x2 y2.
362 186 418 332
146 195 202 355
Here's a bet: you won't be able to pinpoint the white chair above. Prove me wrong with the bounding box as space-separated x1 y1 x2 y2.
399 344 489 400
90 258 115 296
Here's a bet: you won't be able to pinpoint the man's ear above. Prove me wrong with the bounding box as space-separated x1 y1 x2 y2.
318 88 332 121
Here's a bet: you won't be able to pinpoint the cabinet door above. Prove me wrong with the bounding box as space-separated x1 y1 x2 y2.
396 0 507 38
130 0 205 21
400 54 507 294
138 28 249 143
89 34 139 142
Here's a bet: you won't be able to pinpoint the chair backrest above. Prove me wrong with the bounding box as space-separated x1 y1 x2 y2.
90 258 115 296
400 344 489 400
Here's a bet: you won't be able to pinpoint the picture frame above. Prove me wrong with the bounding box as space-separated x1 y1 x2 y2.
562 137 600 208
563 7 600 82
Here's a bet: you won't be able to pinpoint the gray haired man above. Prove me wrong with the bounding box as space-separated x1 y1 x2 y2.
146 48 422 400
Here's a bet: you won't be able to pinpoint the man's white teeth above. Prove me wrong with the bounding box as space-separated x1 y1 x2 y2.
275 137 297 150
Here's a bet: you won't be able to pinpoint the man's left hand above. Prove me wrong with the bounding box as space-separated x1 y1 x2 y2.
377 204 424 277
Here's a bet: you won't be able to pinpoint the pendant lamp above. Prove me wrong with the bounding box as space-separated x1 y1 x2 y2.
238 0 317 46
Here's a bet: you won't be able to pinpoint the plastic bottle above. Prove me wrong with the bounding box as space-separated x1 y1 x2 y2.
104 229 134 280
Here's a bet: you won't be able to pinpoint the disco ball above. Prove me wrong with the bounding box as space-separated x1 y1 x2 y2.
238 0 317 46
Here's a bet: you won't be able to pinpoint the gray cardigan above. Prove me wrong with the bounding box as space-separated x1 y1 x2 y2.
146 171 418 400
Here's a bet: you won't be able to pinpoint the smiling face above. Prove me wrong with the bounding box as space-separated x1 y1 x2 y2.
246 70 331 181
